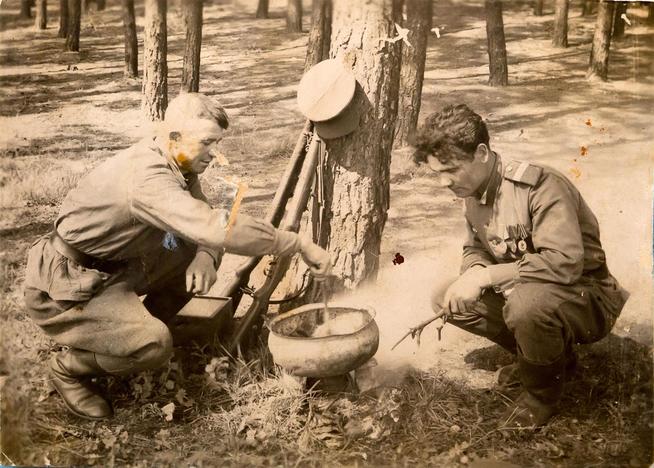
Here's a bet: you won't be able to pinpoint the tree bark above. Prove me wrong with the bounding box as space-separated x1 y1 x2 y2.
181 0 203 92
304 0 331 71
395 0 432 147
581 0 591 16
35 0 47 29
142 0 168 121
20 0 32 18
122 0 138 78
533 0 544 16
286 0 302 32
612 2 627 40
58 0 68 37
306 0 403 292
65 0 81 52
587 1 615 81
96 0 105 10
485 0 508 86
256 0 269 19
552 0 569 48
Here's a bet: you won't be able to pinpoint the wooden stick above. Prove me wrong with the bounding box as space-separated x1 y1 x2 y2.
391 309 447 351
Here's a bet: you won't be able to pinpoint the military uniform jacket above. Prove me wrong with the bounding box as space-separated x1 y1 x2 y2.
462 155 618 294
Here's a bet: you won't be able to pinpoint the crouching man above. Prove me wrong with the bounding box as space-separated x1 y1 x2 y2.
24 93 331 420
410 104 629 428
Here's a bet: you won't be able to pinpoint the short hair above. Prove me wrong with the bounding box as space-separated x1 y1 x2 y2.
409 104 489 165
165 92 229 130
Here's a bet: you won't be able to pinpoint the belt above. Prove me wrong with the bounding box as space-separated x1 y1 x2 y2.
50 231 126 274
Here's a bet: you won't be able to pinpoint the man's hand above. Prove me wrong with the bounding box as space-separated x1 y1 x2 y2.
441 267 491 315
299 238 332 281
186 250 218 295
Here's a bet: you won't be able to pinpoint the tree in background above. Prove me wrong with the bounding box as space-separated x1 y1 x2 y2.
310 0 402 292
20 0 32 18
552 0 568 47
533 0 544 16
256 0 269 19
581 0 594 17
588 0 615 81
58 0 68 37
395 0 432 147
181 0 203 92
304 0 331 71
612 2 628 40
286 0 302 32
649 4 654 26
485 0 508 86
142 0 168 120
122 0 138 78
65 0 81 52
35 0 47 29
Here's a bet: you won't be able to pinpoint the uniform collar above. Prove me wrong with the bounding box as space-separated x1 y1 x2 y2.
149 137 191 189
478 153 502 206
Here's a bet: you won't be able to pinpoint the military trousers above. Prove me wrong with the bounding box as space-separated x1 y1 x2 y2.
446 273 627 366
24 242 196 373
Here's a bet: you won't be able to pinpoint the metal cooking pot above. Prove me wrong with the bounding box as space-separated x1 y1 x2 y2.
267 304 379 377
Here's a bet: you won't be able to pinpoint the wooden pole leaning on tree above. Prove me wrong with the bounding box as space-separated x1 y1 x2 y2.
485 0 508 86
142 0 168 121
588 0 616 82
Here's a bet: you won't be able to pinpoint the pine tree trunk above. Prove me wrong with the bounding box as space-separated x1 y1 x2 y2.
181 0 202 92
581 0 590 17
96 0 105 10
307 0 402 292
35 0 47 29
552 0 568 47
142 0 168 121
256 0 269 19
304 0 331 71
20 0 32 18
612 2 627 40
286 0 302 32
588 1 614 81
58 0 68 37
65 0 81 52
122 0 138 77
485 0 508 86
649 4 654 26
533 0 544 16
395 0 432 147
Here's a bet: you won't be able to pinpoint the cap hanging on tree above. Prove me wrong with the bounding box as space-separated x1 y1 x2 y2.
297 59 360 139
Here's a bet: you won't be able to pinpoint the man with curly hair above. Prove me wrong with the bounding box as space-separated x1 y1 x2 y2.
410 104 629 428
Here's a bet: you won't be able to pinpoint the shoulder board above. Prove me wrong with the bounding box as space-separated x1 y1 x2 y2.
503 160 543 186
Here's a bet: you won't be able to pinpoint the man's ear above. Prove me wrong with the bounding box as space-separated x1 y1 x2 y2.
474 143 491 163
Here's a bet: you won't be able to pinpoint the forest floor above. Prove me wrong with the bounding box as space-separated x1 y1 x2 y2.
1 0 653 466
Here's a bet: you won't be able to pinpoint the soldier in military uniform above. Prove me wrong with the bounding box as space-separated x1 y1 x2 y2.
410 104 629 428
24 93 332 420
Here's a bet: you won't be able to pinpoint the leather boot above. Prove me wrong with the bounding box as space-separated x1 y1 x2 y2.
50 349 113 421
498 352 568 429
497 350 577 390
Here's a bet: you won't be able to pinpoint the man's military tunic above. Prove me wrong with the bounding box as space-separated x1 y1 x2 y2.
24 138 301 365
450 155 629 366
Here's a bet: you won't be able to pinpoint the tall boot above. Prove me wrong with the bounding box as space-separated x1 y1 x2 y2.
50 349 113 420
499 352 567 429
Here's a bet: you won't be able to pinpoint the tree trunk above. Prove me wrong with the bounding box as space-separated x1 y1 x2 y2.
533 0 544 16
485 0 508 86
395 0 432 147
581 0 591 16
307 0 403 292
122 0 138 77
58 0 68 37
304 0 331 71
649 4 654 26
65 0 81 52
35 0 47 29
552 0 569 47
142 0 168 121
181 0 203 92
587 1 615 81
256 0 269 19
20 0 32 18
96 0 105 10
286 0 302 32
612 2 627 40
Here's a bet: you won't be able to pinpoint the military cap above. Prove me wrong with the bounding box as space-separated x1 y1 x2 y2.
297 59 360 139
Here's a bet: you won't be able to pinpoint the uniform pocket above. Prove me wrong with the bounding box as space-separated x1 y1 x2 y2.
588 276 629 335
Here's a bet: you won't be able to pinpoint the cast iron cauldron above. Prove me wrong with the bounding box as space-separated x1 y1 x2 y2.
267 304 379 377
